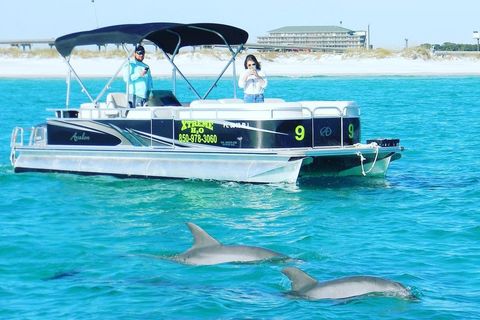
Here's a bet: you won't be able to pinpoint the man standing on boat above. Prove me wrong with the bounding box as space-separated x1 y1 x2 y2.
123 45 153 107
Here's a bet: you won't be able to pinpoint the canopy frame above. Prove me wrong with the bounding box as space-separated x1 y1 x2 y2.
54 22 249 107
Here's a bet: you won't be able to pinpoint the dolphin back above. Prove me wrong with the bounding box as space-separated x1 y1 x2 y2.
282 267 412 300
317 275 412 299
226 245 288 261
282 267 318 292
175 223 289 265
186 222 221 249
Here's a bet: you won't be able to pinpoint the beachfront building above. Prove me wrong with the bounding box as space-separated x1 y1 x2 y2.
256 26 367 52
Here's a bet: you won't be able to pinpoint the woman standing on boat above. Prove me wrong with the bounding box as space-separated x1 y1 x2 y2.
123 45 153 108
238 55 267 103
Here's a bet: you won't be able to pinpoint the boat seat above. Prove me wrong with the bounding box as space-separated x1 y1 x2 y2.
106 93 129 108
264 98 285 103
80 102 96 109
218 98 244 104
190 99 221 107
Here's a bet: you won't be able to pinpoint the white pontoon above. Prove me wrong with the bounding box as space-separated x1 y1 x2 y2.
10 22 403 183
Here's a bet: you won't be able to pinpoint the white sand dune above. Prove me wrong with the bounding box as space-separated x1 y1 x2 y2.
1 52 479 78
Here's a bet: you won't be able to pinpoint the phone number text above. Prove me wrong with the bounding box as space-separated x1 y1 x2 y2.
178 133 218 144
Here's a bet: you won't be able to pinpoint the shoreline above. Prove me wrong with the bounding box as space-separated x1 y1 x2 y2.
3 72 480 79
1 54 480 78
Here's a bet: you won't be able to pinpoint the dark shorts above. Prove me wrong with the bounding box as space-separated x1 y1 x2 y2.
128 94 147 108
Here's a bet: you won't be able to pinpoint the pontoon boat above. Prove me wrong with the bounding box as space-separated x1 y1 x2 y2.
10 23 403 183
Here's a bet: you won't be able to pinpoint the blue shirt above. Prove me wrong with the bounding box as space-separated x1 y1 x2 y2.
123 60 153 99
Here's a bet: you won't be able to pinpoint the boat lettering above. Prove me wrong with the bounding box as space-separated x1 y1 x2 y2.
70 132 90 142
348 123 355 139
222 122 250 129
178 133 218 144
295 125 305 141
181 120 214 134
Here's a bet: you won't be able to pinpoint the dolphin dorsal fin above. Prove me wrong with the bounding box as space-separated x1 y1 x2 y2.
186 222 221 249
282 267 318 292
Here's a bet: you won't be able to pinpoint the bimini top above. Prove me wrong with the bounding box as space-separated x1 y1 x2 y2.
54 22 249 57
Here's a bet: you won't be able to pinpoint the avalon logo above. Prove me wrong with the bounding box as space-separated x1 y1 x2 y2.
319 126 333 137
70 132 90 142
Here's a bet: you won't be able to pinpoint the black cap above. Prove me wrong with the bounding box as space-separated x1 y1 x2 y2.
135 45 145 54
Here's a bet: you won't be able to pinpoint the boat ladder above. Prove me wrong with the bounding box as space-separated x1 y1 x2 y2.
10 127 24 166
10 126 47 166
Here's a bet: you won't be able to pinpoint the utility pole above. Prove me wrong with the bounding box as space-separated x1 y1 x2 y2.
367 24 371 50
473 31 480 51
404 38 408 49
91 0 99 28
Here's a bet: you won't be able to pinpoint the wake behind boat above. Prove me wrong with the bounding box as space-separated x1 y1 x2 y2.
10 22 403 184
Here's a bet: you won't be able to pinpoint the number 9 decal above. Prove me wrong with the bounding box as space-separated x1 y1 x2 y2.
348 123 355 139
295 125 305 141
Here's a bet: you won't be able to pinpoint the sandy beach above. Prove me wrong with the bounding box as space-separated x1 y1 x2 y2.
1 52 480 78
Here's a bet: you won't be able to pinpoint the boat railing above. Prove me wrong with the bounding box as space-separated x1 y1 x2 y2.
50 103 359 149
10 126 24 147
62 105 349 120
30 126 47 146
310 106 345 117
167 105 315 120
10 125 48 166
68 99 357 120
10 126 47 147
10 126 25 166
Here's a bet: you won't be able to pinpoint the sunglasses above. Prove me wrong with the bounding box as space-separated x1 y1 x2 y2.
136 51 145 55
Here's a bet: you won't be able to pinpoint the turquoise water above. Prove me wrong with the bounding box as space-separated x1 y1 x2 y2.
1 76 479 319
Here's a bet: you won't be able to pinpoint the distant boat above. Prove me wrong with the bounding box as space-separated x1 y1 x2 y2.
10 22 403 183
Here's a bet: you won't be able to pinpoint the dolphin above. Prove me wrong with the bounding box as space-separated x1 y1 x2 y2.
43 270 80 281
173 222 289 265
282 267 412 300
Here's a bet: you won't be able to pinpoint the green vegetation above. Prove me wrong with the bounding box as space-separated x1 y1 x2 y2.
421 42 479 51
1 46 478 61
0 47 58 58
344 48 394 58
401 46 433 59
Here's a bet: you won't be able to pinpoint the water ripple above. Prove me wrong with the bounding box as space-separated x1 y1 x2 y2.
1 77 480 319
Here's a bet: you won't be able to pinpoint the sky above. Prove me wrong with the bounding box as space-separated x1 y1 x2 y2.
1 0 479 49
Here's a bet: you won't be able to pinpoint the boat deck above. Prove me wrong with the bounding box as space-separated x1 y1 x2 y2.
60 96 359 121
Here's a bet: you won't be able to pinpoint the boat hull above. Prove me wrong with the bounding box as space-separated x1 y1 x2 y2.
12 146 305 183
11 144 399 183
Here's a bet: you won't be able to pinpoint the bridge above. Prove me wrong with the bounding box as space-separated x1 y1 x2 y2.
0 38 350 53
0 39 56 51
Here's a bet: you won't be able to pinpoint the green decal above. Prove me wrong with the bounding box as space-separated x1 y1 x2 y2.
295 125 305 141
348 123 355 139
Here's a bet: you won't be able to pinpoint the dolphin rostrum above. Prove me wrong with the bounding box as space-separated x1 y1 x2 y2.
173 222 289 265
282 267 412 300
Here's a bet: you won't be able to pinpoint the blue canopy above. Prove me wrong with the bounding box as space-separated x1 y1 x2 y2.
54 22 249 57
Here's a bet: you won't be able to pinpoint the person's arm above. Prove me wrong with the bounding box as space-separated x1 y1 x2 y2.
257 70 267 89
123 63 142 82
251 69 267 89
238 69 248 88
146 67 153 90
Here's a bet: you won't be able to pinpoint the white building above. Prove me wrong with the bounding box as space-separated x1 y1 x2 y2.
257 26 367 52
